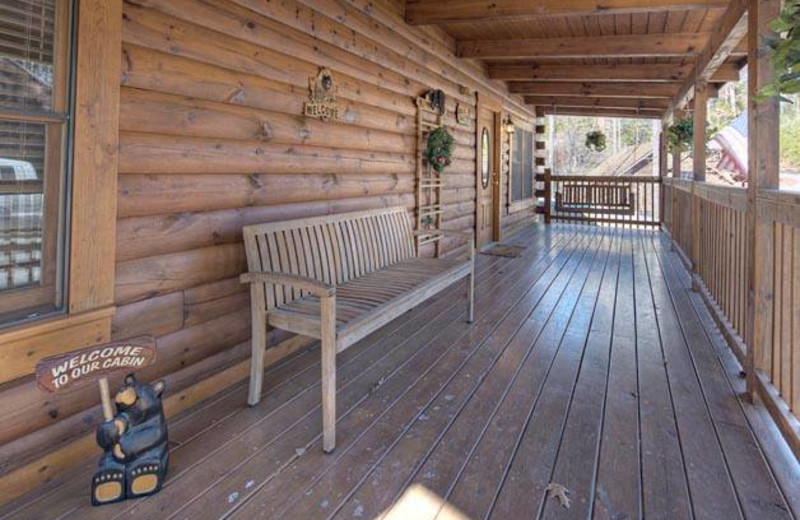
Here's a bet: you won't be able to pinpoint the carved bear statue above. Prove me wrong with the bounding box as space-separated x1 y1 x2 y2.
91 374 169 506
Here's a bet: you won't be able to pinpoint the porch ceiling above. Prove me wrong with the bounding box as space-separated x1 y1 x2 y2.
405 0 750 120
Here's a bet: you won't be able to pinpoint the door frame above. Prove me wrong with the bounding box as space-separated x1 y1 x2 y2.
475 92 503 245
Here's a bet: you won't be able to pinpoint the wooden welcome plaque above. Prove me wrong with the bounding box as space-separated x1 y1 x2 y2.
36 336 157 393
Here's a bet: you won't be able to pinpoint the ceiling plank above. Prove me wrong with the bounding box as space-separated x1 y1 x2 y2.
457 33 710 59
666 0 748 118
405 0 728 25
539 106 664 119
523 96 671 110
490 61 742 83
509 82 680 98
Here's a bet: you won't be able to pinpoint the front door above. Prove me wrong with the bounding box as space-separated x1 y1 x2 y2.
476 105 498 247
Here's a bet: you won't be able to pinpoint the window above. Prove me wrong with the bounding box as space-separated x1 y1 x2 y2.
510 128 534 202
0 0 72 325
480 127 490 189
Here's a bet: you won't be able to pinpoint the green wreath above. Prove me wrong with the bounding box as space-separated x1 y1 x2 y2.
585 130 607 152
667 117 693 152
427 126 455 173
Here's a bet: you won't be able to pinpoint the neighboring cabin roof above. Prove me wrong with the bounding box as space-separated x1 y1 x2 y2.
709 111 748 175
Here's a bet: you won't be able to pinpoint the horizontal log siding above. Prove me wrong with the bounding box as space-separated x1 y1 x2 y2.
0 0 535 498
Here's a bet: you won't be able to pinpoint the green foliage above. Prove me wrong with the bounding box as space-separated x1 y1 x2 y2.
781 113 800 170
426 126 454 173
667 117 693 152
758 0 800 102
585 130 607 152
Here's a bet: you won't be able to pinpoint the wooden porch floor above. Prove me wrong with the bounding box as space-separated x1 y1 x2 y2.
3 224 799 520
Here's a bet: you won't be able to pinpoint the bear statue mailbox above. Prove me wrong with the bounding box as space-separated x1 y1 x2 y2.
35 336 169 506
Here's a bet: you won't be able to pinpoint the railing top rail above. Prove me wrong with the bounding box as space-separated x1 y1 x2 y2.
550 175 661 183
757 188 800 205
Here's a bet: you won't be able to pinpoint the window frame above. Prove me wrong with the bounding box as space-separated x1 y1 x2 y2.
0 0 74 325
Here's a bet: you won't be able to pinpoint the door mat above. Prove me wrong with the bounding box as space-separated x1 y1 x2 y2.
481 243 526 258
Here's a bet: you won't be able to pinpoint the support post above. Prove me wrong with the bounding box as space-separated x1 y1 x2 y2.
543 168 552 224
659 120 668 227
652 119 661 177
691 82 708 291
745 0 781 400
671 110 684 178
534 106 550 223
693 82 708 183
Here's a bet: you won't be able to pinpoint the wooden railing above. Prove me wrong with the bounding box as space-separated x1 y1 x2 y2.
694 183 749 342
665 178 694 264
662 178 800 456
756 190 800 440
538 175 661 227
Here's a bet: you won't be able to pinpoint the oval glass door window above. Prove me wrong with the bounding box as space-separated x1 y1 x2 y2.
481 127 490 188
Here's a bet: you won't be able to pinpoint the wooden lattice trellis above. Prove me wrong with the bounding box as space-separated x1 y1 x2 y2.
415 95 446 257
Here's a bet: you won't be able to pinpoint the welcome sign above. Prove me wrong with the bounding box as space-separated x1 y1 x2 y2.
35 336 157 393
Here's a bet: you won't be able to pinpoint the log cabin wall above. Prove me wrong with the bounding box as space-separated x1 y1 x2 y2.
0 0 535 500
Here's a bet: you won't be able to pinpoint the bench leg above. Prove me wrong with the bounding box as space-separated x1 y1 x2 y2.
467 238 475 323
248 301 268 406
321 294 337 453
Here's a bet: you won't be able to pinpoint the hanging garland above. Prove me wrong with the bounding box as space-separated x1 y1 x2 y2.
427 126 455 173
585 130 607 152
759 0 800 101
666 117 694 152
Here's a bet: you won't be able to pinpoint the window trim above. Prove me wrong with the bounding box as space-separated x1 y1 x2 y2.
0 0 75 326
0 0 122 353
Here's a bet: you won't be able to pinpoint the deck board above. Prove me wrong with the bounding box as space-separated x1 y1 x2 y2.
633 230 693 520
641 233 741 520
593 231 642 520
538 228 622 520
2 224 798 520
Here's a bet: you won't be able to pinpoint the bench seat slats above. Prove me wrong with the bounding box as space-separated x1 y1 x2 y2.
266 257 467 345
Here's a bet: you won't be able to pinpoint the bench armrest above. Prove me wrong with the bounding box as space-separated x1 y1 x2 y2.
240 272 335 297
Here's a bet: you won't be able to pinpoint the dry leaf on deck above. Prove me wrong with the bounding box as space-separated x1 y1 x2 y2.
546 482 572 509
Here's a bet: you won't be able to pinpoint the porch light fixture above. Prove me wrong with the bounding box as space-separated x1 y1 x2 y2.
504 116 515 134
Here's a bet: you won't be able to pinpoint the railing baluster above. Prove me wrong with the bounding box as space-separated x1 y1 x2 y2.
547 175 662 228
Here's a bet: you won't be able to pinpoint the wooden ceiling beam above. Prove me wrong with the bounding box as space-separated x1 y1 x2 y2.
523 96 671 110
405 0 728 25
539 106 664 119
490 63 692 82
509 81 680 98
666 0 748 119
457 33 710 59
488 62 742 83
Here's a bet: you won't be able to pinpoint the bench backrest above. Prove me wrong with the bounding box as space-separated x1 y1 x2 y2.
242 206 415 311
560 184 632 207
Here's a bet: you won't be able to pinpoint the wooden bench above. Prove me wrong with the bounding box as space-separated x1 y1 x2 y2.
555 183 635 215
240 207 475 452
